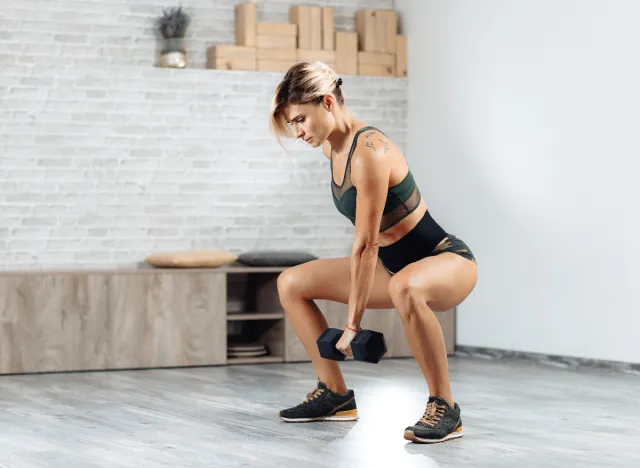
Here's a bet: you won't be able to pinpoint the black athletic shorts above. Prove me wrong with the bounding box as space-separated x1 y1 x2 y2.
377 213 477 276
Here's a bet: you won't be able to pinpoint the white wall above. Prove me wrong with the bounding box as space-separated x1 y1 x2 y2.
0 0 406 269
396 0 640 363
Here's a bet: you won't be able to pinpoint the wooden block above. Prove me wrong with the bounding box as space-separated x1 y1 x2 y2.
297 49 336 65
257 35 297 49
206 45 256 70
322 7 334 50
355 9 397 52
208 45 256 61
309 6 322 50
258 60 296 73
212 58 256 71
235 3 256 47
335 31 358 75
396 34 407 77
257 48 297 62
376 10 397 53
290 5 322 50
358 50 397 76
358 51 395 67
358 63 396 77
355 9 377 51
256 22 297 37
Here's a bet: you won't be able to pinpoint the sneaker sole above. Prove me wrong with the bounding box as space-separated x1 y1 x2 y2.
279 409 359 423
403 426 463 444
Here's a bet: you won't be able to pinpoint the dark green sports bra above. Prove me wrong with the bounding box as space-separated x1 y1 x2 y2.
330 126 422 232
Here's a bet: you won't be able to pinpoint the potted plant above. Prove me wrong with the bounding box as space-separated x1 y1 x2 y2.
156 6 191 68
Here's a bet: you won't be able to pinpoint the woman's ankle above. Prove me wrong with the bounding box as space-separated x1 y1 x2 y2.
319 378 348 395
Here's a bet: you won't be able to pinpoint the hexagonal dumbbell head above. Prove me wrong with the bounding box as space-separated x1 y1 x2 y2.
351 329 387 364
317 328 347 361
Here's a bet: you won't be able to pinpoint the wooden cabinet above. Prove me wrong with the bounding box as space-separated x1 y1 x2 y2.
0 266 455 375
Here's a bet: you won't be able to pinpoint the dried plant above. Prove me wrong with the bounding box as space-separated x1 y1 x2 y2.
156 6 191 40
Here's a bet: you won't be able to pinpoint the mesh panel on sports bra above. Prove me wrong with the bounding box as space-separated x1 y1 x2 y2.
331 157 354 200
379 184 422 232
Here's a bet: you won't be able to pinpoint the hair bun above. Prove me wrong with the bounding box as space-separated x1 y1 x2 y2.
336 77 343 88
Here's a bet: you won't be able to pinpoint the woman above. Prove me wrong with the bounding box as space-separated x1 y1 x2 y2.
269 61 478 444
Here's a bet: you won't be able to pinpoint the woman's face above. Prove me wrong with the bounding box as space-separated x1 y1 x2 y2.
284 98 335 148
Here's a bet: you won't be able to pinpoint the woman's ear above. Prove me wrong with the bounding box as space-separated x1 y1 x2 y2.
323 94 335 111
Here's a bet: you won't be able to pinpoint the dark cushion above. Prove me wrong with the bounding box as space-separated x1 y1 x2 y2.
236 250 318 267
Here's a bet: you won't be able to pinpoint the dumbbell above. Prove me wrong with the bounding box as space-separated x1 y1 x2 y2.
317 327 387 364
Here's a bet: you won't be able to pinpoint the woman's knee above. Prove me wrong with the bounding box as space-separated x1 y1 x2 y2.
388 273 428 319
277 267 302 301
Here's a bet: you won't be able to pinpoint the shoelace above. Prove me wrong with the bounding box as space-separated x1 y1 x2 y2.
304 388 325 403
419 401 446 427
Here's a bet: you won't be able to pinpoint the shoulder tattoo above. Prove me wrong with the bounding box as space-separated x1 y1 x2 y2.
364 130 390 154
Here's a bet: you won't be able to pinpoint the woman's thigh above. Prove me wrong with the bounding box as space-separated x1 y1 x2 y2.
277 257 395 309
390 252 478 312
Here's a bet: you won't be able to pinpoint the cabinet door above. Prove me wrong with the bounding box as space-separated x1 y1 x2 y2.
106 272 227 369
0 273 107 374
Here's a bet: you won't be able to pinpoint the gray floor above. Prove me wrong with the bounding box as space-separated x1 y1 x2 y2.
0 356 638 468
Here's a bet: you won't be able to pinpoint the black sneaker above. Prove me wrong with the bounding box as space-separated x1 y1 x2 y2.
403 396 464 443
278 381 358 423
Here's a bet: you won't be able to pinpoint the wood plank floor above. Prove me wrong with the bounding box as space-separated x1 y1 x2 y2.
0 356 638 468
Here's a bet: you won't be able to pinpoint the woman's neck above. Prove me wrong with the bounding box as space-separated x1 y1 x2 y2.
327 112 362 155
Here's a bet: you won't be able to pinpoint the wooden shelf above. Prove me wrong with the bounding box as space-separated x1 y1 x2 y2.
227 312 284 321
226 355 284 365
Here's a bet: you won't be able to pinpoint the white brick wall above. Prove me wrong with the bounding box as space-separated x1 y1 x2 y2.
0 0 407 270
0 0 394 69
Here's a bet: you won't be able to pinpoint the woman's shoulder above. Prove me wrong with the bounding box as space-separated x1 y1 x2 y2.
353 125 392 158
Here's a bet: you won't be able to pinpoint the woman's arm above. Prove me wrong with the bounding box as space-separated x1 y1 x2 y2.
346 130 393 329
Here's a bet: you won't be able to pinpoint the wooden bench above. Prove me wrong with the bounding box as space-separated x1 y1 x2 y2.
0 265 455 375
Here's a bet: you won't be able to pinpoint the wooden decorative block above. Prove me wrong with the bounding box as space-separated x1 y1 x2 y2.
358 51 396 76
354 9 377 52
358 63 396 77
396 34 407 77
256 22 297 37
376 10 397 53
310 6 322 50
257 48 297 62
358 51 395 67
290 5 322 50
258 60 296 72
355 9 397 53
235 3 256 47
256 35 297 49
322 7 335 50
207 45 256 71
335 31 358 75
297 49 336 68
289 6 310 48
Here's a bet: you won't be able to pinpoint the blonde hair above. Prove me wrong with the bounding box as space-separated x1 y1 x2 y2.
269 61 345 142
